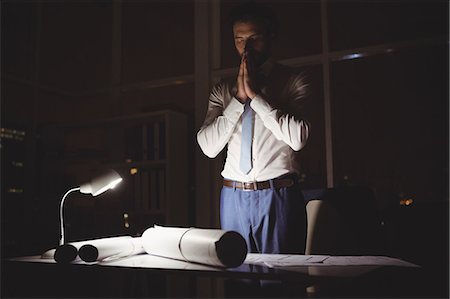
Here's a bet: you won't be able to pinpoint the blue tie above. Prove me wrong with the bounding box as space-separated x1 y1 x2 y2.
240 101 254 174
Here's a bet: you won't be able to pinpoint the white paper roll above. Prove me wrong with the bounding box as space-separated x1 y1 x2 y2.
141 226 247 268
78 236 145 262
141 226 189 261
42 236 138 263
54 244 80 263
42 240 91 263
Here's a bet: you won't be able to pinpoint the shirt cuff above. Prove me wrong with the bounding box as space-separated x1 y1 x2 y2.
223 97 245 124
250 94 274 117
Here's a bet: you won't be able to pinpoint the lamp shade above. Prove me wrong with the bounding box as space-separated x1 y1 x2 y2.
79 169 122 196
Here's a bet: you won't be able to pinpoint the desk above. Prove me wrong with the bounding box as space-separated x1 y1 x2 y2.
3 254 426 298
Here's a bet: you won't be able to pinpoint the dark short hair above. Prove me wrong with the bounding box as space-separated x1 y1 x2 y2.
228 2 279 38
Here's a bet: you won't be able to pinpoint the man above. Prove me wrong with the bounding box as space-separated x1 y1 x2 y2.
197 3 310 254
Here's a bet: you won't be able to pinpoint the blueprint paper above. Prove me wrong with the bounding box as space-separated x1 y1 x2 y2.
141 225 247 267
40 226 247 267
78 236 145 262
41 236 140 263
321 255 419 267
244 253 419 268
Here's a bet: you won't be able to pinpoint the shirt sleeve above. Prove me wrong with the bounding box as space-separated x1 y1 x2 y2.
250 73 310 151
197 83 244 158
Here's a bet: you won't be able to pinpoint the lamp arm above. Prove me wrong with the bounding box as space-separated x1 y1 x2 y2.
59 187 81 245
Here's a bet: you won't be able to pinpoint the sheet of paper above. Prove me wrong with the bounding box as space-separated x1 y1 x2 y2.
245 253 419 268
245 253 329 267
10 254 225 272
321 256 419 267
100 253 222 271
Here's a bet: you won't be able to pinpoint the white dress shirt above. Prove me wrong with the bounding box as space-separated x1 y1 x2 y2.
197 59 310 182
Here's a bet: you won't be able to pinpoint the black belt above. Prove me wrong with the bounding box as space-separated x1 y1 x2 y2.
223 174 297 191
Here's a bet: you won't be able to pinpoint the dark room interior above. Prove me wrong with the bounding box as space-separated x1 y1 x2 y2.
1 0 449 298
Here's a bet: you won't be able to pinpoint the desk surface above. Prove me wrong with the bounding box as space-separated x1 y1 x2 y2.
4 253 426 298
7 253 419 281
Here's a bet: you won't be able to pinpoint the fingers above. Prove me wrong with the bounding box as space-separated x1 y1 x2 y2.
238 56 245 77
242 56 248 77
236 55 247 102
242 58 250 87
242 57 256 99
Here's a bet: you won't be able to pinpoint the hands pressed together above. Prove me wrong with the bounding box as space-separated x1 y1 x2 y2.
236 52 258 103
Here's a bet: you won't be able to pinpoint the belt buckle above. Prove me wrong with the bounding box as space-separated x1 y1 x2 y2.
242 181 257 191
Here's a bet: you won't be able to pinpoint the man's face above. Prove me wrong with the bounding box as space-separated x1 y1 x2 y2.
233 21 270 66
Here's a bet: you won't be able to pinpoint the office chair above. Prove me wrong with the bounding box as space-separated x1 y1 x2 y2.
303 186 384 297
304 186 383 256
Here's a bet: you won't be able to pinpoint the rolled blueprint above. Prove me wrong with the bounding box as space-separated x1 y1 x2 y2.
79 236 144 263
141 226 247 268
42 243 83 263
42 235 138 263
55 244 79 263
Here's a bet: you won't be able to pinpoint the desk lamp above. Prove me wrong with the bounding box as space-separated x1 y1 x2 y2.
59 169 122 245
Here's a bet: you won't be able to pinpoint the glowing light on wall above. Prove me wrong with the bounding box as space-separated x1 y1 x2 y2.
399 198 414 206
